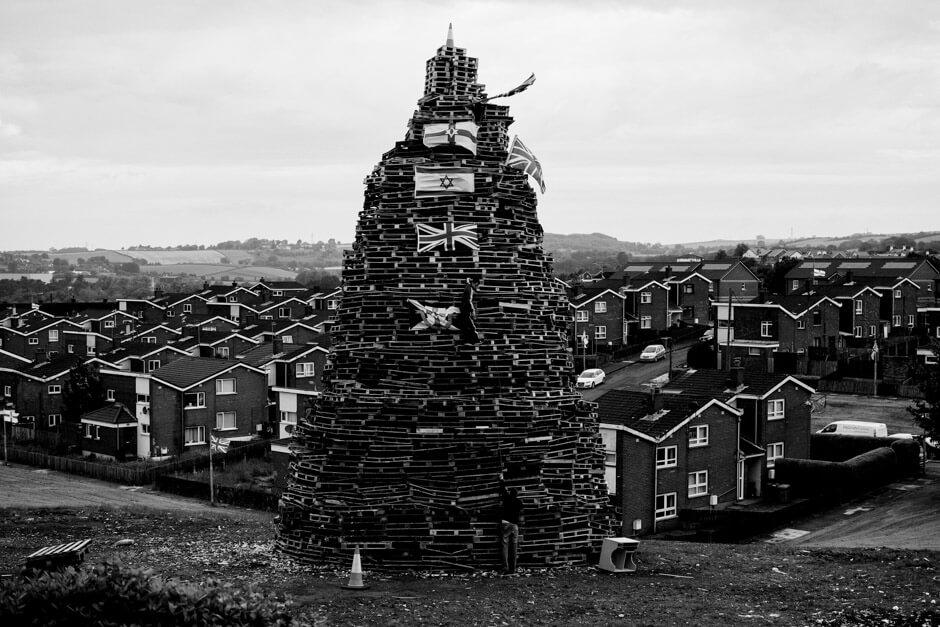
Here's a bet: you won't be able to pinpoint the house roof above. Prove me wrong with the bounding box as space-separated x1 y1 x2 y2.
663 368 814 401
786 257 939 281
81 403 137 425
596 389 739 442
150 356 263 391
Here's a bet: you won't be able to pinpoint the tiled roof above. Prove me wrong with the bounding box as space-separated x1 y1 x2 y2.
596 389 706 440
81 403 137 425
150 356 245 390
663 368 796 401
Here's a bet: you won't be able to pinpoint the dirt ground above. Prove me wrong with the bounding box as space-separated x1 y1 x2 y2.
810 393 920 434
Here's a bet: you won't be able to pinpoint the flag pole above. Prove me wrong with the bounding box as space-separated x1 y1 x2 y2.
208 427 215 505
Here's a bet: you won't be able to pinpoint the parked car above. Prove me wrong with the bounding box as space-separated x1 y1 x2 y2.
639 344 667 362
576 368 606 388
816 420 888 438
889 433 927 470
699 329 714 342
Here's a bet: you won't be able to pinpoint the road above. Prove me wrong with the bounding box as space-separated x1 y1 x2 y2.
579 342 694 402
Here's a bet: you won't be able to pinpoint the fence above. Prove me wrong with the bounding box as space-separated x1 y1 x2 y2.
6 438 271 486
155 474 280 511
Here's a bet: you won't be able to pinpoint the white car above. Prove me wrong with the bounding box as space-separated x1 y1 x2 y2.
576 368 606 388
639 344 667 362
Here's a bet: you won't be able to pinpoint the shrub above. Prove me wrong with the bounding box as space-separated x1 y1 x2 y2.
0 560 299 626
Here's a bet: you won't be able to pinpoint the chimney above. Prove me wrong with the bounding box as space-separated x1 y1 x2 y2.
648 386 665 414
804 279 813 294
845 270 854 284
621 273 629 288
203 281 210 291
728 365 745 388
154 288 163 299
665 265 672 276
272 334 283 354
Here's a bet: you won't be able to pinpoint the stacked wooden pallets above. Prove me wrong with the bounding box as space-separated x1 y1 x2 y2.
276 32 613 569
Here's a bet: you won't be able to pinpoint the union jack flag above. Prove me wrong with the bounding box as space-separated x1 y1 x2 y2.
210 434 230 454
479 73 536 102
415 223 479 253
506 135 546 194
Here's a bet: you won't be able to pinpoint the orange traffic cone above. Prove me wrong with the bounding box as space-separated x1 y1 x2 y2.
342 547 369 589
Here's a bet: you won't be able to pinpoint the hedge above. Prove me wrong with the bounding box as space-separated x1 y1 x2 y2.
775 447 898 500
811 434 922 477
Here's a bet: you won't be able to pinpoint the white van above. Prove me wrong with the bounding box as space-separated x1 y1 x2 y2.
817 421 888 438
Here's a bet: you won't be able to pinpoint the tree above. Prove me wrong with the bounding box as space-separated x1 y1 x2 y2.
909 342 940 441
733 243 749 258
714 249 728 260
62 363 106 423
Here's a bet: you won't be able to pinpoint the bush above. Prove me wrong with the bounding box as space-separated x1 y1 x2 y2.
0 560 299 626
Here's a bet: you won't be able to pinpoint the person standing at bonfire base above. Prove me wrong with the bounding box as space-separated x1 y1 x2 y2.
499 473 522 575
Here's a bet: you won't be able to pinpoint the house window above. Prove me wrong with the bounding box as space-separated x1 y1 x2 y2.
760 321 772 337
748 347 762 356
183 303 192 313
183 392 206 408
892 315 901 327
141 423 150 434
67 344 74 354
594 301 607 314
740 282 746 292
792 280 800 292
84 424 100 439
640 316 652 329
281 335 294 344
655 493 677 521
87 346 96 356
143 336 156 343
216 346 230 358
280 411 297 424
278 307 291 318
228 296 238 303
575 310 588 322
689 425 708 447
184 425 206 445
273 290 283 297
215 378 236 395
683 284 694 294
327 299 338 310
908 315 915 328
48 384 61 395
48 414 61 427
203 326 216 332
48 330 59 342
215 411 236 430
595 326 607 340
797 319 805 330
166 309 175 318
3 385 10 397
104 320 115 328
137 394 151 403
854 326 863 338
148 359 160 371
655 446 677 468
894 289 902 299
28 337 39 345
854 300 863 314
768 398 785 420
296 362 316 378
106 389 115 401
813 311 822 326
767 442 785 467
640 292 652 304
869 325 876 337
688 471 708 498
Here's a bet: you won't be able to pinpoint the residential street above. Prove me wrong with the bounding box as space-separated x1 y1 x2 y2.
578 341 694 401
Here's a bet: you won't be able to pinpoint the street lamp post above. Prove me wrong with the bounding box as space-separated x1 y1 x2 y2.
662 336 673 381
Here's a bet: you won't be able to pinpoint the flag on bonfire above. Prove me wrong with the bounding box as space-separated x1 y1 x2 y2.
423 120 478 154
414 166 475 196
506 136 546 193
480 73 535 102
210 434 229 454
416 223 479 253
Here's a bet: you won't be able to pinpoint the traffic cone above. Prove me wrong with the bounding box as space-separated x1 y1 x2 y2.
342 547 369 589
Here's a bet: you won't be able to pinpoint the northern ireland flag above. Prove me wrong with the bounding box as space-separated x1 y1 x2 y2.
414 166 475 197
423 121 478 154
415 223 479 253
506 136 546 194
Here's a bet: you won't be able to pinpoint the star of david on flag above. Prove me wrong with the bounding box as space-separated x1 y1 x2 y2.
423 120 478 154
414 166 475 197
506 135 546 194
415 223 479 253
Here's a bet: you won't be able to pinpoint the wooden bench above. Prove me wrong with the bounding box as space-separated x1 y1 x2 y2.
23 539 92 571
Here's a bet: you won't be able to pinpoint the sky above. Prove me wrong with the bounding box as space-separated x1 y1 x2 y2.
1 0 938 251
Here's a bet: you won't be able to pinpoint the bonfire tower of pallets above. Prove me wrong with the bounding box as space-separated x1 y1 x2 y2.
276 26 613 569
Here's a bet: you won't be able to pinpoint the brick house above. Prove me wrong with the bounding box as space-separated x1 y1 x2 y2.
123 323 183 346
96 342 189 374
116 297 166 324
622 279 671 338
617 263 712 328
11 357 85 445
256 297 311 322
597 388 742 536
157 292 212 321
697 260 761 303
813 284 884 344
0 318 83 361
785 257 939 305
249 280 309 300
567 286 628 358
79 403 137 461
147 357 267 457
61 329 117 359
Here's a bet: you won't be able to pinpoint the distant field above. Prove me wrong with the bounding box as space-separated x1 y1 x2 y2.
125 250 226 264
140 264 296 280
48 250 135 264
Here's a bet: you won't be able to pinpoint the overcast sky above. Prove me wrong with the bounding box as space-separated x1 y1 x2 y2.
1 0 938 251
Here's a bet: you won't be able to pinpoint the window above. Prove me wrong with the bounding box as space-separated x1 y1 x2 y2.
104 320 115 328
640 292 652 304
278 307 291 318
595 326 607 340
892 315 901 327
854 326 863 338
655 446 677 468
327 299 338 310
215 378 236 395
228 296 238 303
575 310 588 322
48 329 59 342
184 425 206 445
854 300 863 314
273 290 283 297
215 411 236 430
792 280 800 292
281 335 294 344
84 424 100 439
689 425 708 447
148 359 160 371
86 346 96 356
141 423 151 434
768 398 785 420
67 344 74 354
813 311 822 326
767 442 785 467
136 393 150 404
655 493 677 521
216 346 230 358
2 385 10 397
280 411 297 424
28 337 39 345
183 303 193 313
106 389 115 401
748 347 762 356
143 336 156 343
797 319 805 330
183 392 206 408
48 384 61 395
683 283 694 294
894 289 902 299
166 309 175 318
594 301 607 314
908 315 915 328
296 362 316 378
760 321 772 337
640 316 652 329
48 414 61 427
688 471 708 498
740 282 746 292
869 325 876 337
